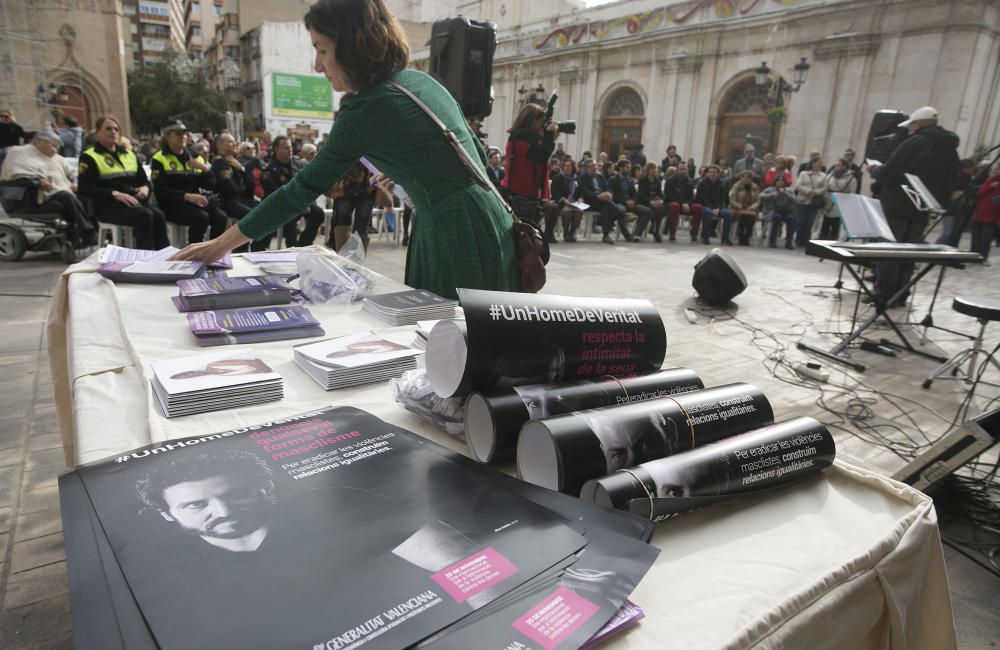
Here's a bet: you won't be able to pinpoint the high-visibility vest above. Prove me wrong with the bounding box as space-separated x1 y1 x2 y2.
151 150 201 176
81 146 139 179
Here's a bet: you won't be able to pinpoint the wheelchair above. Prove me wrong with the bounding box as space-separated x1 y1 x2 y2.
0 178 89 262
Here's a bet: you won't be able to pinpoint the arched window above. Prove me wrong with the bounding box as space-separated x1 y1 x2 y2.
601 88 644 160
605 88 644 118
722 80 771 114
712 77 780 168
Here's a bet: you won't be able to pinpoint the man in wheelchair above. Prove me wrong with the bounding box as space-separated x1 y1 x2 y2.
0 127 96 250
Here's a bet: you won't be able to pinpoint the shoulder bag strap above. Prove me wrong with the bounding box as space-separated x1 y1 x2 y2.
386 80 516 218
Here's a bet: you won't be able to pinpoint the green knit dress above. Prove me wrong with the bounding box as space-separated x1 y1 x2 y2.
237 69 519 300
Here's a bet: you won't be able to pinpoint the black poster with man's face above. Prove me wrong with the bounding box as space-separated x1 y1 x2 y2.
74 407 588 650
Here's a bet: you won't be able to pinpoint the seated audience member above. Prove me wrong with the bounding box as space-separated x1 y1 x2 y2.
328 162 379 252
212 133 267 252
627 144 647 169
300 143 318 162
761 175 797 249
78 115 168 250
732 144 764 182
694 164 733 245
238 141 265 203
970 162 1000 261
548 157 562 182
636 162 665 243
664 162 702 242
609 159 647 242
151 120 227 244
762 152 775 171
601 160 614 179
818 158 858 239
191 140 211 166
0 127 95 246
549 158 583 242
58 116 83 158
598 152 609 165
729 170 760 246
486 150 505 189
262 135 324 247
764 156 794 188
0 109 28 167
552 142 570 163
661 145 683 172
717 157 733 186
578 158 629 245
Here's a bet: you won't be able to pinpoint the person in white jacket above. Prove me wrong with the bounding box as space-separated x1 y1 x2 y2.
793 157 827 246
818 158 859 239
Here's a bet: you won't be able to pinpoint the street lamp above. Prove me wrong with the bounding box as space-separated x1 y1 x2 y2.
518 83 546 107
754 56 810 107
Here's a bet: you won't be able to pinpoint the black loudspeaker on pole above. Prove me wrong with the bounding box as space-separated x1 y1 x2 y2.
429 16 497 118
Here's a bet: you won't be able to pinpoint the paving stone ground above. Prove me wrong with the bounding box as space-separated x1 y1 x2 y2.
0 234 996 648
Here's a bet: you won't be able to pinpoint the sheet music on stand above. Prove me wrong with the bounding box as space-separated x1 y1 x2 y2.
903 173 944 214
831 193 896 241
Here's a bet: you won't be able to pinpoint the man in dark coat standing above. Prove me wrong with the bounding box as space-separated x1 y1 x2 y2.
871 106 960 306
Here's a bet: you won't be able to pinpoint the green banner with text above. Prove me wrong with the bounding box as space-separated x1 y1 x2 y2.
271 72 333 119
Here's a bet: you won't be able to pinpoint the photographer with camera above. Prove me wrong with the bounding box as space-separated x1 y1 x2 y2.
151 120 227 245
501 104 557 230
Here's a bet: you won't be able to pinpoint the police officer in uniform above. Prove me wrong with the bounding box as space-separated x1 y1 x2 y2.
150 120 227 244
262 135 323 247
211 133 268 251
78 115 169 250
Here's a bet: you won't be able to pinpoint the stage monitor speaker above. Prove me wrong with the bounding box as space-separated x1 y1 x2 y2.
893 408 1000 492
429 16 496 118
864 110 908 163
692 249 747 307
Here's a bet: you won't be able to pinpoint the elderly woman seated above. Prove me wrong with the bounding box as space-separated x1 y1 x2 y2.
0 127 95 246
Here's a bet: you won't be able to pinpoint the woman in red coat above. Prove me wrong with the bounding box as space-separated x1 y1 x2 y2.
971 163 1000 261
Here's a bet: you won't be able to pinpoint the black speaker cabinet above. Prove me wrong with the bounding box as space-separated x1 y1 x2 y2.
864 110 908 164
692 249 747 306
429 16 496 118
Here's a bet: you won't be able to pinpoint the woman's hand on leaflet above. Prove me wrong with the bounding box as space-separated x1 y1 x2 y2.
169 225 250 262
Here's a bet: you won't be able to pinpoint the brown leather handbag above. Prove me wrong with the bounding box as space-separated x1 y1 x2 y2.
387 81 547 293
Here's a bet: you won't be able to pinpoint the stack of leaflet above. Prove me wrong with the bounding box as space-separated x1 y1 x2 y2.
172 275 293 312
97 245 231 283
59 406 658 650
412 319 457 350
150 349 283 417
361 289 458 326
186 305 324 346
293 331 422 389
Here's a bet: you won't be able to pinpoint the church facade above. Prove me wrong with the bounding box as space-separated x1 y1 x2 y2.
412 0 1000 165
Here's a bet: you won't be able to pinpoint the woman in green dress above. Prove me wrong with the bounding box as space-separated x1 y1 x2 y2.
172 0 519 300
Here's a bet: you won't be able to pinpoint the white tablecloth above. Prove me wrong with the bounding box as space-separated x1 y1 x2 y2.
47 252 956 649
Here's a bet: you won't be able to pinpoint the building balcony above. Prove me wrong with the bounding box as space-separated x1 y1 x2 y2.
243 79 262 95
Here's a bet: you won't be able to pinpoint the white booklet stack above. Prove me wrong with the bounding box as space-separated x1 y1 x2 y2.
293 331 422 390
411 319 462 350
150 349 283 417
361 289 458 326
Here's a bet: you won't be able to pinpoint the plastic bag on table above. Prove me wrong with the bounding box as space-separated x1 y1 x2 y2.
391 369 467 440
296 238 374 304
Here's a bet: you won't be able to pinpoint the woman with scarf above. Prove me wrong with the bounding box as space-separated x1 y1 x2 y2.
818 158 858 240
548 158 583 242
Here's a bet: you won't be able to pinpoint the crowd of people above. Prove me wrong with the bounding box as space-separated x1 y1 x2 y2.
0 110 399 253
483 122 998 264
486 123 880 249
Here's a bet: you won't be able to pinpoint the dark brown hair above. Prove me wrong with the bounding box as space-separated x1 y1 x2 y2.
304 0 409 91
508 103 545 135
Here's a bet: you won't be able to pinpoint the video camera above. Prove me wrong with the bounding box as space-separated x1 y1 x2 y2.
545 91 576 135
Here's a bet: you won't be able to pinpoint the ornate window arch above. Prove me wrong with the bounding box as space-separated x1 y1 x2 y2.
721 78 770 114
604 88 644 118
